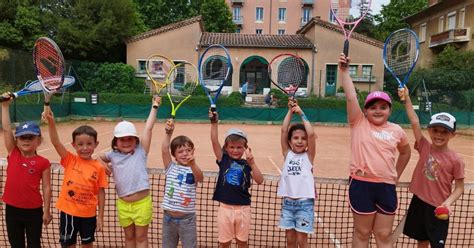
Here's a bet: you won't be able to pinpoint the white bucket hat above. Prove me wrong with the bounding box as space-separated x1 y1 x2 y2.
114 121 139 138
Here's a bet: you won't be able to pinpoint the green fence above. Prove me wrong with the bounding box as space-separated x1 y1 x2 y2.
3 102 473 128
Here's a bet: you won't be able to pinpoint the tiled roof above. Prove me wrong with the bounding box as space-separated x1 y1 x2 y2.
125 16 203 44
199 32 314 49
298 17 384 48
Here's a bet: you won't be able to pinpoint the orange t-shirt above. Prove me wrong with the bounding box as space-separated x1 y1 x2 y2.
349 112 408 185
56 152 108 217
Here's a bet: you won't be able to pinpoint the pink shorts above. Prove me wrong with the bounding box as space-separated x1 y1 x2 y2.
217 203 251 243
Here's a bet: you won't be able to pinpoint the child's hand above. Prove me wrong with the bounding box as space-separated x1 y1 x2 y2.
287 99 297 109
41 109 54 123
209 108 218 123
165 118 174 134
292 104 303 115
1 92 14 106
338 53 350 71
152 95 161 107
43 211 52 226
245 147 255 165
186 149 196 166
398 86 409 102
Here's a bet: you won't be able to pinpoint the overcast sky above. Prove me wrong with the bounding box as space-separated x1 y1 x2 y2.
372 0 390 15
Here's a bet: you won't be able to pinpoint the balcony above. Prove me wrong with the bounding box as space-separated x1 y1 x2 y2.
429 27 471 48
233 16 244 26
231 0 244 5
302 0 314 6
351 75 376 83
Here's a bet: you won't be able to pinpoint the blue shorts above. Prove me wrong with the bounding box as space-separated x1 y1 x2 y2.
59 212 96 246
279 198 314 234
348 177 397 215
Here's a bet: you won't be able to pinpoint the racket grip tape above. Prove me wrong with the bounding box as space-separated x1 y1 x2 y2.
342 40 349 68
210 104 217 123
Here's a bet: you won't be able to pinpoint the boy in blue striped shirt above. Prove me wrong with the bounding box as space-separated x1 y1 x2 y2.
161 119 203 248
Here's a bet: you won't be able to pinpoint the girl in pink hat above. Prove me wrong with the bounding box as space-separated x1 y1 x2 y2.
338 54 411 248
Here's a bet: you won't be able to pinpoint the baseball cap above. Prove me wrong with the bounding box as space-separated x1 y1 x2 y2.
15 121 41 137
428 112 456 132
226 128 247 141
364 91 392 108
114 121 139 138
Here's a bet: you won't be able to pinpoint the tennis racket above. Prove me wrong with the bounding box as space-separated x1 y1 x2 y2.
330 0 371 65
198 44 232 121
33 37 66 103
383 28 420 102
165 62 199 119
145 54 175 95
0 76 76 102
268 53 306 99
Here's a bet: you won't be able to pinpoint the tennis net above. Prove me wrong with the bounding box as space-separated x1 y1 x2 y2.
0 162 472 247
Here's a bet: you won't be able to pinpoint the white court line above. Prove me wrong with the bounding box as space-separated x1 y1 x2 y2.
267 156 281 174
315 213 342 248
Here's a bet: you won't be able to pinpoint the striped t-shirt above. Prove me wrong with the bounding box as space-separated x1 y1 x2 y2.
161 162 196 213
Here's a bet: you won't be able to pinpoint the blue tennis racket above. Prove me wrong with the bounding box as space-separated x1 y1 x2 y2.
0 76 76 102
383 28 420 102
198 44 232 121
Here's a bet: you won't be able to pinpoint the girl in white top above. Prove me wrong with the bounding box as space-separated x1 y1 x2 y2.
277 99 316 248
100 96 161 248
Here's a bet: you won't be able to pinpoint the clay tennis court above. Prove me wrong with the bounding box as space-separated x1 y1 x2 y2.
0 120 473 247
1 120 472 182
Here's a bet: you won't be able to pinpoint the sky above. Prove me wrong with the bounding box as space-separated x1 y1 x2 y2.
372 0 391 15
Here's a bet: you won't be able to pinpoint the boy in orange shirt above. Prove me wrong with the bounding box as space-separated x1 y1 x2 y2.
43 105 108 248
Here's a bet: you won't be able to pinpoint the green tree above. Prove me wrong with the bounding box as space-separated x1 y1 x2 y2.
0 2 44 49
200 0 234 33
374 0 427 41
135 0 198 29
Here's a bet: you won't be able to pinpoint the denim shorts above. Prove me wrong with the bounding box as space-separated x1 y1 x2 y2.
279 198 315 234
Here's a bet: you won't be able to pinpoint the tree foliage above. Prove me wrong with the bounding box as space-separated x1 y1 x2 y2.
135 0 199 29
200 0 235 33
374 0 427 41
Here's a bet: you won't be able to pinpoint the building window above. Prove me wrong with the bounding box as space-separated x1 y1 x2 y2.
278 29 285 35
256 7 264 21
329 9 337 23
362 65 372 78
447 11 456 30
138 60 146 73
302 8 312 23
233 7 241 21
459 8 465 28
236 28 241 33
278 8 286 22
349 65 358 77
256 29 263 34
438 16 444 33
420 23 426 42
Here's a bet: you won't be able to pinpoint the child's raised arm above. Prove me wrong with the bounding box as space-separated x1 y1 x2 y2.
1 95 15 153
209 109 223 161
161 119 174 170
42 106 68 159
292 101 316 162
280 100 293 157
338 54 362 123
142 96 161 154
400 86 423 143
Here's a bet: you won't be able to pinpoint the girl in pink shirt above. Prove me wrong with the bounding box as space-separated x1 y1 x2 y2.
339 54 411 248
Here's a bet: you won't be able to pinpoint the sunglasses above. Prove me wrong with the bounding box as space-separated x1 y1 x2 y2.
17 135 38 140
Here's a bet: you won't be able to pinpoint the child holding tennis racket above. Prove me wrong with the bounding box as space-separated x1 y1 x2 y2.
338 54 411 248
42 107 108 248
209 110 264 248
99 96 161 248
161 118 203 248
277 99 316 247
400 87 464 247
1 94 52 248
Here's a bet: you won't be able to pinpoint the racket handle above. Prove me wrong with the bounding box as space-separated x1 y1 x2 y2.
398 87 406 103
210 104 217 123
0 92 16 102
342 40 349 67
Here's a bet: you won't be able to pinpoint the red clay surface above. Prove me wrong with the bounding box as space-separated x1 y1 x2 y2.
1 120 473 182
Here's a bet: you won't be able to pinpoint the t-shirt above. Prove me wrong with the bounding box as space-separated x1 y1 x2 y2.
56 152 108 218
106 145 149 198
213 153 252 206
349 112 408 185
2 147 50 209
409 137 465 207
277 150 316 199
161 162 197 213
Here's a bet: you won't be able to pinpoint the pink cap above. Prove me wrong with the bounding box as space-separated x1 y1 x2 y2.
364 91 392 108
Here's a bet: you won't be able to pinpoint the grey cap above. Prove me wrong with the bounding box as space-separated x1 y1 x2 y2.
226 128 247 141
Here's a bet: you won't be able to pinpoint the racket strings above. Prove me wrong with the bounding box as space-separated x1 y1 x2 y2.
270 56 305 90
386 32 418 76
145 55 175 93
167 64 198 102
201 53 230 87
331 0 370 23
